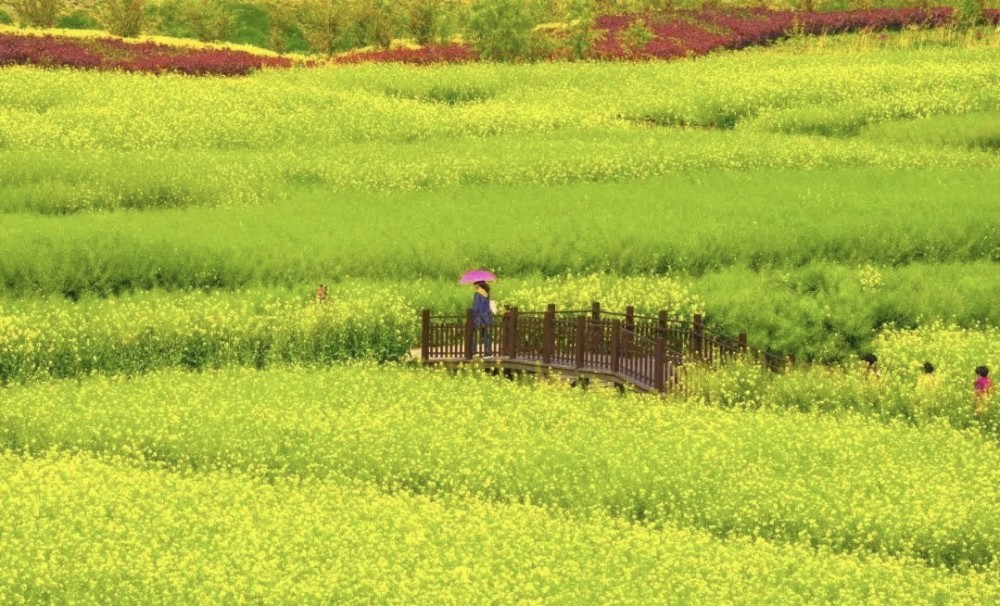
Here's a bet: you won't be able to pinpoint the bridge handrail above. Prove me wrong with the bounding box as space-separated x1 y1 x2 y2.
419 302 789 393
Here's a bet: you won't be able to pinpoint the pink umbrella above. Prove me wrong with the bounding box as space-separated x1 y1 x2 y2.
459 269 497 284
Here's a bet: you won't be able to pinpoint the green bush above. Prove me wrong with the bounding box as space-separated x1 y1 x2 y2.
352 0 400 49
401 0 460 44
468 0 547 61
0 8 14 24
228 1 270 48
154 0 234 42
259 1 310 53
620 17 655 53
9 0 64 27
296 0 353 56
55 9 99 29
99 0 146 37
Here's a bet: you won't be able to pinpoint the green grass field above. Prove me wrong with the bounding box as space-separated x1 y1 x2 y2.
0 26 998 603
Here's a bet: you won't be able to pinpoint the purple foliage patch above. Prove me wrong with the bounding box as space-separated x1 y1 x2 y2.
0 34 293 75
592 7 974 59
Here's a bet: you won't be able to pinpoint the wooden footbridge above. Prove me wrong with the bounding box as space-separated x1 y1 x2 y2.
419 302 790 394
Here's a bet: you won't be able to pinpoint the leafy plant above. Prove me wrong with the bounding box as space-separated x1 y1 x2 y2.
467 0 546 61
619 17 654 53
99 0 146 38
9 0 64 28
56 9 100 30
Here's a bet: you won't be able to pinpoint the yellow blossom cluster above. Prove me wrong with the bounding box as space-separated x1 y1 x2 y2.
1 450 995 604
1 44 997 211
2 364 998 572
0 288 412 384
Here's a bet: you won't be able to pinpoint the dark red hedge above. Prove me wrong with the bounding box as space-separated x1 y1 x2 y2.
0 34 292 75
592 7 992 60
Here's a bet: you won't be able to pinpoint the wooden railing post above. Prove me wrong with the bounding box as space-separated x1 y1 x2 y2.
464 308 475 360
737 332 747 354
509 307 519 360
542 304 556 364
658 310 668 338
610 319 621 374
421 309 431 361
624 305 634 359
654 337 665 393
499 309 510 358
692 314 704 359
575 315 586 368
590 301 602 352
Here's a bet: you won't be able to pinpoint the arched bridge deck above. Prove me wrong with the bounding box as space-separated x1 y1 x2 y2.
420 302 790 394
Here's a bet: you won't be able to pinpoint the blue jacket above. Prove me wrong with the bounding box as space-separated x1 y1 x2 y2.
473 291 492 326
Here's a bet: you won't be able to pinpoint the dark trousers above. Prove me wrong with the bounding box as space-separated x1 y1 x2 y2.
476 325 492 356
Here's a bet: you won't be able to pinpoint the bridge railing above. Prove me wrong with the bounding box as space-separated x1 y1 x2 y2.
421 302 789 393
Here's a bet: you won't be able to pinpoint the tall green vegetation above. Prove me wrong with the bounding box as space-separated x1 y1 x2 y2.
8 0 63 27
99 0 146 36
0 168 994 292
155 0 236 41
467 0 548 61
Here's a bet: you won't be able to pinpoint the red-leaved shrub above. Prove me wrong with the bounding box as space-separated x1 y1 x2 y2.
0 33 293 75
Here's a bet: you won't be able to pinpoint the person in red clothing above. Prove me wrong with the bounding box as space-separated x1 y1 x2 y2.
974 366 992 416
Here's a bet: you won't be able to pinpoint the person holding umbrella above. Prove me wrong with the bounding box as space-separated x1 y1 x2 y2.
460 270 496 357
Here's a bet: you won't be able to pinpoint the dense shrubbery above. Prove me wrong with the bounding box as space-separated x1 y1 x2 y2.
3 3 999 62
591 7 967 59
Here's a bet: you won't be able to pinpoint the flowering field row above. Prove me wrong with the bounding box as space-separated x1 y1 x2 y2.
1 133 992 215
1 260 996 383
0 32 292 74
1 168 995 312
2 364 998 570
1 44 996 218
3 452 996 605
0 283 993 426
0 288 413 384
684 322 999 430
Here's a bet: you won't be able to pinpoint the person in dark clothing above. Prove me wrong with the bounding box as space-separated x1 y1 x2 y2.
861 353 878 376
472 280 493 356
